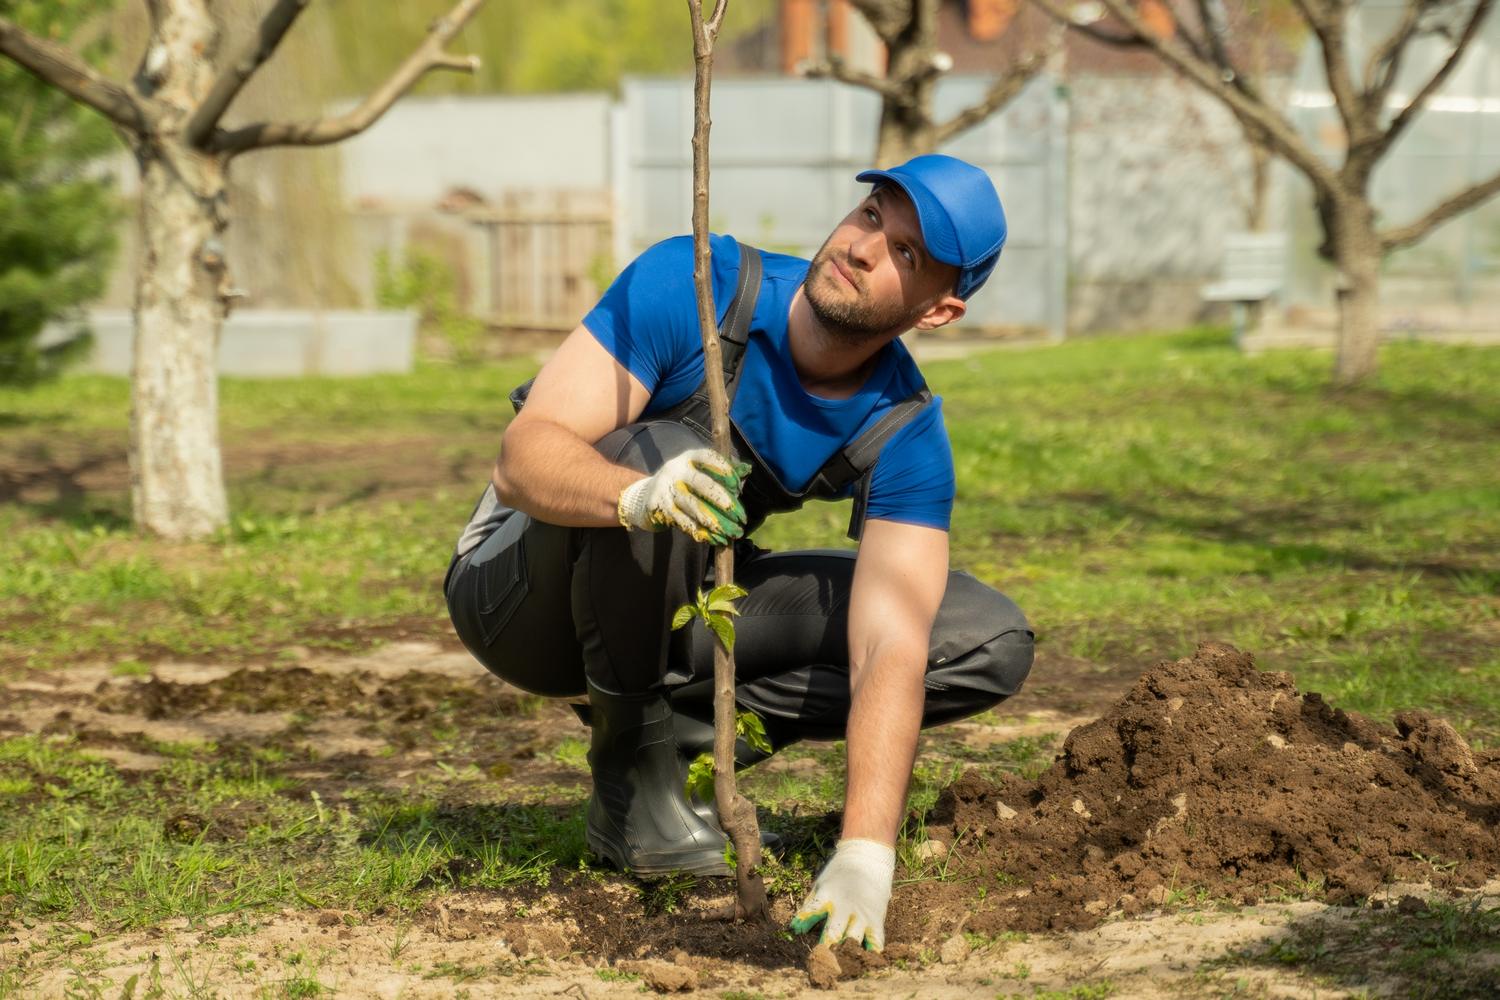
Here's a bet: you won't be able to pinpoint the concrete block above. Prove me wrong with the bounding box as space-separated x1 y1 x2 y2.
43 309 418 377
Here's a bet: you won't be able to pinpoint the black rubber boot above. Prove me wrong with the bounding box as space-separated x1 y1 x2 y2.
572 700 783 852
670 702 790 848
584 682 734 877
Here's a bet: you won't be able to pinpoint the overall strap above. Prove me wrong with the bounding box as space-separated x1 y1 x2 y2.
716 240 762 398
807 385 934 541
656 240 762 440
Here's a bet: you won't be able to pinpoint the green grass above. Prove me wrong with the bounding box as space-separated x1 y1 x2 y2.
0 730 591 929
0 330 1497 933
3 334 1495 740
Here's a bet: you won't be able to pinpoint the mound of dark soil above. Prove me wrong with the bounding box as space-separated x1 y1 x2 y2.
904 641 1500 937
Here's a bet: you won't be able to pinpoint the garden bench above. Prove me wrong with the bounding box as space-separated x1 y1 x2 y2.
1201 231 1287 343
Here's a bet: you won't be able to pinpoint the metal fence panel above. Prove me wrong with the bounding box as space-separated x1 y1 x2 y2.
620 75 1068 336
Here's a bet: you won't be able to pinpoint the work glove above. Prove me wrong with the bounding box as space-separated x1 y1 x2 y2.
790 838 895 952
616 448 751 546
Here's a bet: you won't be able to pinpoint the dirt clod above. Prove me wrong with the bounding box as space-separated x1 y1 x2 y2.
904 642 1500 937
805 943 840 989
622 959 699 993
938 933 970 963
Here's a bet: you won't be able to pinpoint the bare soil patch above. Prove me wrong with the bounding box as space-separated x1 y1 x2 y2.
904 642 1500 939
5 641 1500 997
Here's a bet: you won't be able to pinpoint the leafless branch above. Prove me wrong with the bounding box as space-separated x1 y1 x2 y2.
1291 0 1366 145
849 0 914 45
704 0 728 37
1363 0 1425 114
1192 0 1233 69
1063 16 1149 47
210 0 485 155
1381 168 1500 251
932 33 1060 146
186 0 313 149
1037 0 1338 195
0 16 150 133
802 53 918 109
1379 0 1494 156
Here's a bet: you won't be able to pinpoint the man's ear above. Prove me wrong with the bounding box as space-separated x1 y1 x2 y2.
913 294 966 331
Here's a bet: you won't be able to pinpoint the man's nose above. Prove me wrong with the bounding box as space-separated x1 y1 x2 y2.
849 230 883 270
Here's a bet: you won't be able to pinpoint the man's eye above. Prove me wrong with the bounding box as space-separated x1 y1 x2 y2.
864 208 879 224
899 246 915 266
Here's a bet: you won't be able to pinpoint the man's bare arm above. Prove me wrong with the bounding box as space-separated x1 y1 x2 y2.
492 323 652 526
842 519 949 844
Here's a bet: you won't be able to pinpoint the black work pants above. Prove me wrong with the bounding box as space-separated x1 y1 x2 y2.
445 422 1034 740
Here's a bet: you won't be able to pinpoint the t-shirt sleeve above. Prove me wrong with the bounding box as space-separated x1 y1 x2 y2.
581 235 739 398
864 397 956 532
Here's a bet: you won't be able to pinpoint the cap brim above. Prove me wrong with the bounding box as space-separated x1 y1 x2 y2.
855 169 963 267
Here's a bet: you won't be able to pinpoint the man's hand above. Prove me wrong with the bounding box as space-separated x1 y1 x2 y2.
616 449 751 546
790 839 895 952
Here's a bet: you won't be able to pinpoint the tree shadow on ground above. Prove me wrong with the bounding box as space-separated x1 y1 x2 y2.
1052 487 1493 581
0 453 132 530
1214 893 1500 1000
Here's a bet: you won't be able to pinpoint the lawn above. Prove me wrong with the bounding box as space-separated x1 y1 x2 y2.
4 328 1495 739
2 329 1497 996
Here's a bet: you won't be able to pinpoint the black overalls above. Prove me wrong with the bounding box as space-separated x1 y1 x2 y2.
445 243 1033 742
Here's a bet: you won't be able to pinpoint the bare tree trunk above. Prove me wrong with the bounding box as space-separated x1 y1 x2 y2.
130 142 232 539
872 0 937 167
874 101 934 167
128 1 233 540
1332 197 1382 386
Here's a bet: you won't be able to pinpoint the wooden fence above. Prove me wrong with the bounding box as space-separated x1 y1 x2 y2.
468 190 614 334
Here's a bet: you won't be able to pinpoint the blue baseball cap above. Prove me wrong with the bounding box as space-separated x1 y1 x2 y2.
855 154 1007 300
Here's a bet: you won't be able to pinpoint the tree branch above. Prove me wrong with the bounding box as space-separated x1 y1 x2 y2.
1291 0 1366 145
802 53 917 108
210 0 486 155
1037 0 1339 195
1379 0 1494 156
0 16 150 133
185 0 313 149
704 0 729 37
1381 168 1500 251
932 34 1059 146
849 0 914 45
1362 0 1425 115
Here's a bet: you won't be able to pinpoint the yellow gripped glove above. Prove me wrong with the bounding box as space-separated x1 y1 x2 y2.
790 838 896 952
616 448 751 547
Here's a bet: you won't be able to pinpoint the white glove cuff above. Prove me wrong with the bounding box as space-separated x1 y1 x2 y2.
617 476 651 530
835 838 896 876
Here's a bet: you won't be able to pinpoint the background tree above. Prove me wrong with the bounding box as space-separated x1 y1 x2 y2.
803 0 1062 166
0 0 121 386
1037 0 1500 385
0 0 487 540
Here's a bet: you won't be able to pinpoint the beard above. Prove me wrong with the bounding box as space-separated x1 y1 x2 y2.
804 240 922 343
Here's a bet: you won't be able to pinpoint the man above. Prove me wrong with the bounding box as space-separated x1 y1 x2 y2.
445 154 1034 952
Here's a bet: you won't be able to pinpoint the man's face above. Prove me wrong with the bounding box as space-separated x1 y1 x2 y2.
804 185 962 343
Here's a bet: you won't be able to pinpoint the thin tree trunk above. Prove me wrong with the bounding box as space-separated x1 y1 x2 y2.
130 143 231 539
1332 198 1382 385
687 0 770 923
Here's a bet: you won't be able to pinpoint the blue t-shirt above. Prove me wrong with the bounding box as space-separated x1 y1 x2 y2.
582 234 955 531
